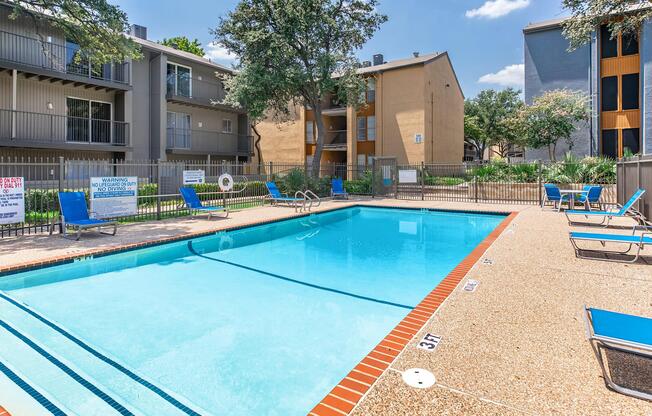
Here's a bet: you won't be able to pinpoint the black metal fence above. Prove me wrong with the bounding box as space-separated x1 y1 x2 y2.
0 158 374 238
0 157 619 238
392 161 617 205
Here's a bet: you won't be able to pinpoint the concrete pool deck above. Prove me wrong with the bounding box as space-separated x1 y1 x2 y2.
0 199 650 415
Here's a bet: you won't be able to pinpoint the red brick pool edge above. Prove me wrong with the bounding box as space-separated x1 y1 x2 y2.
308 211 519 416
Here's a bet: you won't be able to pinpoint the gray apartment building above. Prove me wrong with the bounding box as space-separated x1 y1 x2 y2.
524 16 652 160
0 4 251 162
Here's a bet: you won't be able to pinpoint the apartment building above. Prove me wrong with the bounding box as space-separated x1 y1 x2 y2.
255 52 464 168
524 15 652 160
0 4 251 162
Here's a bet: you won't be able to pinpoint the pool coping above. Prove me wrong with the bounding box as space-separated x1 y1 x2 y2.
309 209 519 416
0 204 517 416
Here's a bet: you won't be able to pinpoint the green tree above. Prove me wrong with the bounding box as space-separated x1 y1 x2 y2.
213 0 387 177
515 89 589 161
562 0 650 50
159 36 205 57
466 89 523 160
6 0 140 62
464 101 488 160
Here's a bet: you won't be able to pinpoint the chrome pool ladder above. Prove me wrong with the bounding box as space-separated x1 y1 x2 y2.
294 190 321 212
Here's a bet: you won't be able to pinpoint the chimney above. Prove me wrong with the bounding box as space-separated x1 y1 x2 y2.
372 54 384 66
362 60 372 68
413 51 420 58
130 24 147 40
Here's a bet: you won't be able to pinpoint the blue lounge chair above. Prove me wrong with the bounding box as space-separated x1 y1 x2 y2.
53 191 117 240
331 178 349 199
265 182 305 208
584 306 652 401
565 189 646 226
543 184 570 211
576 185 603 211
180 187 228 219
569 226 652 263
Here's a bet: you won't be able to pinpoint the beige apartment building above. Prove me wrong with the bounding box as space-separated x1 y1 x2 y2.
254 52 464 168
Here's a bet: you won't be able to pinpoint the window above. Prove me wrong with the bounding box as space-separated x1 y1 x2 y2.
167 63 192 97
366 78 376 103
367 154 374 166
222 119 232 133
621 73 639 110
166 111 191 148
305 121 315 143
601 76 618 111
357 154 366 173
357 117 366 141
66 98 112 144
623 128 640 155
622 32 639 56
601 25 617 58
601 129 618 159
367 115 376 141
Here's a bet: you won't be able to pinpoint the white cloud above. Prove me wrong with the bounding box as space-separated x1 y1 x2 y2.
204 42 237 65
478 64 524 88
465 0 531 19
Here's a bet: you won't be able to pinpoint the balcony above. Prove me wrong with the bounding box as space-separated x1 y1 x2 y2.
307 130 347 151
0 109 129 150
166 128 253 155
166 74 239 112
0 30 130 88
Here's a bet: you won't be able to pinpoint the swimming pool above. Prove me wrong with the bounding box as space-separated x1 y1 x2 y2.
0 207 506 416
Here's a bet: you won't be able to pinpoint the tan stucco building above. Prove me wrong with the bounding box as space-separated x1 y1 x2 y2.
254 52 464 168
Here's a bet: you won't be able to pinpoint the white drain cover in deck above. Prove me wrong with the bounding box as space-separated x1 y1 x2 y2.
402 368 436 389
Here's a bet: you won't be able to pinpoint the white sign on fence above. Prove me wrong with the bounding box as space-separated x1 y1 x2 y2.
399 169 418 184
0 177 25 225
183 170 205 185
90 177 138 219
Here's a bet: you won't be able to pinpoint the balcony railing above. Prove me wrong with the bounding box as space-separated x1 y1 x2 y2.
166 74 227 107
0 109 129 146
167 128 252 154
0 30 130 85
307 130 348 149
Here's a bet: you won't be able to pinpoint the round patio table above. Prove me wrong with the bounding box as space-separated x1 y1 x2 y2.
559 189 589 210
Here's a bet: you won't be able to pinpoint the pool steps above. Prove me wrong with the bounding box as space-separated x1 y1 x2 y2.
0 292 209 416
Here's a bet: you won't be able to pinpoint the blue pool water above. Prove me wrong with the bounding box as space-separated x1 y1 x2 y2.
0 207 504 415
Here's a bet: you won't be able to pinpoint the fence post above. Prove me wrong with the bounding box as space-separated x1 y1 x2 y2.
420 161 425 201
537 159 543 207
474 174 478 203
371 159 376 198
268 161 273 181
57 156 65 233
156 159 162 220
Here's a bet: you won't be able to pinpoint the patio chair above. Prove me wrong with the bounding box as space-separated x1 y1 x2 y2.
543 184 570 212
180 187 228 219
584 306 652 401
569 226 652 263
53 191 117 240
265 182 305 208
576 185 604 211
331 178 349 199
565 189 646 227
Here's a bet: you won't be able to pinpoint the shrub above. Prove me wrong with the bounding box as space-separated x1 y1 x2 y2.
344 171 373 194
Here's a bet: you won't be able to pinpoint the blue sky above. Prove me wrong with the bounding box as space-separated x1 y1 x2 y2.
114 0 566 98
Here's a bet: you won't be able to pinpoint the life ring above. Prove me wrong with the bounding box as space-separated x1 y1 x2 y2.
218 173 234 192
